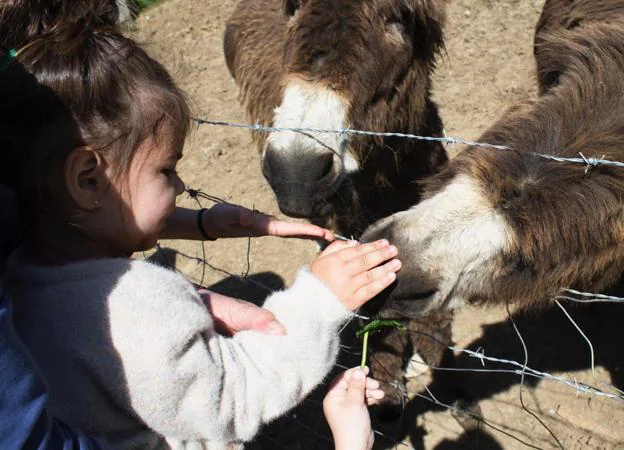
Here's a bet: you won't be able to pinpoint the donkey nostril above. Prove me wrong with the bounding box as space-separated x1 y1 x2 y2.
318 153 334 181
262 146 335 188
262 146 278 179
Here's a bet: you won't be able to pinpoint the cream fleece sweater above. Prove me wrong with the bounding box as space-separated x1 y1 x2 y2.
3 253 352 449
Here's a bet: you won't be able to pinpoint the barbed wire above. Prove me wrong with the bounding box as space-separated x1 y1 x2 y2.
194 117 624 172
505 300 564 449
411 332 624 402
193 117 512 150
556 288 624 303
554 299 596 378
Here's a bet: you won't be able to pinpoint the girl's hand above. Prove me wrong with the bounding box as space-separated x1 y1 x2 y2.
323 367 384 450
198 290 287 336
201 203 334 241
310 240 401 311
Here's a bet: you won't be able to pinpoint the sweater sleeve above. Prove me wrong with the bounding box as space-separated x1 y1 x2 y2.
108 263 351 443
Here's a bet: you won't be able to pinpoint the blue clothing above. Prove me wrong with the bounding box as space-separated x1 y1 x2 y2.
0 293 104 450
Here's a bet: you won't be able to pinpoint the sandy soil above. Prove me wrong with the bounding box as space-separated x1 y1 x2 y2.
132 1 624 448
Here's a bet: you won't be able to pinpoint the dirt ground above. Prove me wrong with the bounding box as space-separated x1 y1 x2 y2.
132 0 624 448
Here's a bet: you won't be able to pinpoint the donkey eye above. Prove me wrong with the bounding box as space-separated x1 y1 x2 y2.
385 19 405 31
283 0 302 16
384 19 407 40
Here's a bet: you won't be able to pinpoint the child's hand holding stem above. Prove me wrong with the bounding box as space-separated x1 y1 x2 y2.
323 367 385 450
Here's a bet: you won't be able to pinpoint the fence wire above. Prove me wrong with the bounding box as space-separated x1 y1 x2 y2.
193 117 624 172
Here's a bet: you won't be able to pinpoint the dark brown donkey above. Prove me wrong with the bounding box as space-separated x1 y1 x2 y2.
224 0 448 235
224 0 451 404
362 0 624 414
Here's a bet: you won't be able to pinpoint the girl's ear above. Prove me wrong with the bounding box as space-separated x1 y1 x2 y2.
64 147 109 210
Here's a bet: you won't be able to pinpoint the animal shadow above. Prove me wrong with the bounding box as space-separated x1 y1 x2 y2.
433 428 505 450
373 293 624 449
206 271 285 306
146 245 285 305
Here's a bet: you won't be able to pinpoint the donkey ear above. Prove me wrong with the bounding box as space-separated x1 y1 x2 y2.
282 0 302 16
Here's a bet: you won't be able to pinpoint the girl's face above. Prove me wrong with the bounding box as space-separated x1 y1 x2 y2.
105 137 185 255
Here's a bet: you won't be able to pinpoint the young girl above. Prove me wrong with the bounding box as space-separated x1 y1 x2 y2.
0 3 401 449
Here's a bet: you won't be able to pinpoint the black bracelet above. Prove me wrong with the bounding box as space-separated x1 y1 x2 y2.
197 208 216 241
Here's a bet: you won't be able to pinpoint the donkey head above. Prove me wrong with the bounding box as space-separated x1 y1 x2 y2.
361 166 514 318
262 0 445 218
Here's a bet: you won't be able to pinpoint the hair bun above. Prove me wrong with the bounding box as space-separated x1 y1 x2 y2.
0 0 129 51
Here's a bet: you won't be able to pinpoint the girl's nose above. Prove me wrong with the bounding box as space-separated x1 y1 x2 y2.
174 175 185 196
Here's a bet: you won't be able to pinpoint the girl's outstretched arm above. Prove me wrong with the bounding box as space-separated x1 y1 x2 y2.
162 205 334 241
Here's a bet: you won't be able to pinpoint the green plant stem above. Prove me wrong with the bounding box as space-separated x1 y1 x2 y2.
360 330 369 369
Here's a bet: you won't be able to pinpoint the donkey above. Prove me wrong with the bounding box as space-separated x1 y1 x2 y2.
223 0 448 236
224 0 454 404
362 0 624 338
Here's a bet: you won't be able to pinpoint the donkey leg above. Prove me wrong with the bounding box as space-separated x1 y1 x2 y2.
368 310 455 419
368 329 411 408
404 311 484 433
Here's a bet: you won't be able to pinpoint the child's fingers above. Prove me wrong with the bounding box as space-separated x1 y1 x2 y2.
319 239 358 257
350 259 402 291
363 374 383 404
343 366 369 381
365 377 380 390
326 369 351 395
344 245 398 275
333 239 390 261
346 368 367 402
366 388 385 405
262 217 336 240
366 388 385 399
351 272 398 307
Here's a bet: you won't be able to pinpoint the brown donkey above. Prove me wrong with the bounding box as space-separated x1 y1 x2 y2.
224 0 448 236
224 0 454 404
363 0 624 339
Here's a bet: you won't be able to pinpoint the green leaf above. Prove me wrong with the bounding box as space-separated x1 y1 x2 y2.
356 319 406 337
358 319 407 369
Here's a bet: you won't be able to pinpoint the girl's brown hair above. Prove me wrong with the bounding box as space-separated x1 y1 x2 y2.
0 0 190 213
